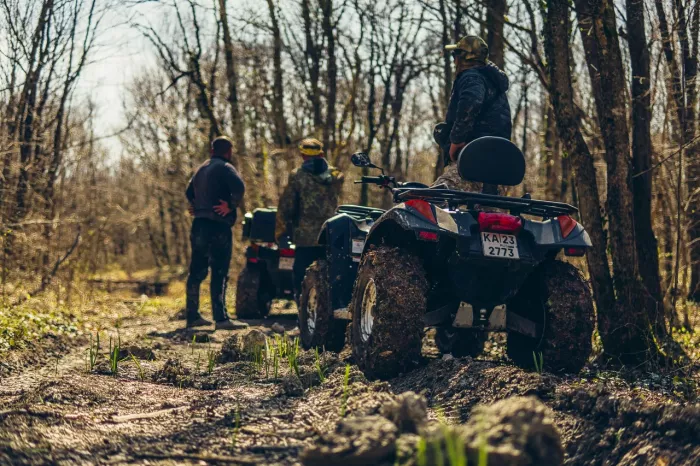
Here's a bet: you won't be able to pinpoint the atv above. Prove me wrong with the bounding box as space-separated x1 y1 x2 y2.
235 208 295 318
297 204 385 351
305 136 595 377
297 171 430 352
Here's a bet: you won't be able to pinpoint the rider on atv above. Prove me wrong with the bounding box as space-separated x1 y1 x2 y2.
435 35 512 192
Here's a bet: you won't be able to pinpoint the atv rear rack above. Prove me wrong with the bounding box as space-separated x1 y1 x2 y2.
395 188 578 218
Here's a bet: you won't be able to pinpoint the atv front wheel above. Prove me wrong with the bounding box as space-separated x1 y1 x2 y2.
350 246 428 379
435 327 487 358
235 267 271 319
299 261 346 352
506 260 594 373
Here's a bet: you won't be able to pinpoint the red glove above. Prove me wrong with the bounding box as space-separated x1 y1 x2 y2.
449 142 467 161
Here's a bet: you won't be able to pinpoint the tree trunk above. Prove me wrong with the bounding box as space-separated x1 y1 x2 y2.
543 0 617 349
626 0 665 332
218 0 245 165
266 0 287 148
486 0 506 69
301 0 323 136
543 103 561 200
321 0 337 153
574 0 661 362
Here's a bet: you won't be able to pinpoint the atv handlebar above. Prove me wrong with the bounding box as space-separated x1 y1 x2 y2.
354 175 397 188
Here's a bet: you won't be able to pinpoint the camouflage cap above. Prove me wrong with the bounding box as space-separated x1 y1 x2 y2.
445 35 489 61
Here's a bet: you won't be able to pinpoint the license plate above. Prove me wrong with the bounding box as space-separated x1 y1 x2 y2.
481 232 519 259
352 239 365 254
279 257 294 270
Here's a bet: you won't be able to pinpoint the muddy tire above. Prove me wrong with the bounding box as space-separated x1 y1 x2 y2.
350 246 428 379
506 260 594 373
299 260 346 352
435 328 487 358
235 267 271 319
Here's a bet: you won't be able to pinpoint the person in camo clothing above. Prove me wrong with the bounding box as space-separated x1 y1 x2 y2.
275 138 345 301
434 35 512 192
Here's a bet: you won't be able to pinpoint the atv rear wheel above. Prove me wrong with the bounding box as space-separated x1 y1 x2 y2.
506 260 594 373
435 327 487 358
299 260 346 352
350 246 428 379
235 267 272 319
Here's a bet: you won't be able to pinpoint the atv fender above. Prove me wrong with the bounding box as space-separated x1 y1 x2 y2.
363 206 445 251
522 218 592 249
317 213 370 311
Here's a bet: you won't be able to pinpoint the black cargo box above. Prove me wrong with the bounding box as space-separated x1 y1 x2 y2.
241 208 277 242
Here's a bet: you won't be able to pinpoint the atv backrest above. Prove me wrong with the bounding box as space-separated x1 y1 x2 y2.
457 137 525 186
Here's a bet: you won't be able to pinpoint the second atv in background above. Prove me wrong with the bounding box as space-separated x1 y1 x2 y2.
235 208 296 319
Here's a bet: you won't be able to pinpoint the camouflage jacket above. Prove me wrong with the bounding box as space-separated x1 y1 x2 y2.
275 158 344 247
445 62 512 164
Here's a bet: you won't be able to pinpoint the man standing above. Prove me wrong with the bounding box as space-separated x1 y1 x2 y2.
434 35 512 191
275 138 344 301
185 136 246 330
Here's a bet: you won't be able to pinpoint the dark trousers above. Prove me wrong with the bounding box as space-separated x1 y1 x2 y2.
186 218 232 322
293 246 325 302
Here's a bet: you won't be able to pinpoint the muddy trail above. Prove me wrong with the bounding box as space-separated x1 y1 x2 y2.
1 299 699 466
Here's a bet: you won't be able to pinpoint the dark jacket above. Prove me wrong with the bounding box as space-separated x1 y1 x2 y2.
186 156 245 227
446 62 512 152
275 158 344 247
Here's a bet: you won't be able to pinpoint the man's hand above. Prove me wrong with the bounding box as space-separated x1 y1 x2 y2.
213 199 232 217
449 142 467 161
188 204 194 216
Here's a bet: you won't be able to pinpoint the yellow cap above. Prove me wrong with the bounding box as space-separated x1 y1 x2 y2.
299 138 324 157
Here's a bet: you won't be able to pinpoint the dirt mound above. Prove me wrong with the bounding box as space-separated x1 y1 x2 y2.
302 391 563 466
218 329 267 363
460 396 563 466
380 391 428 434
119 344 156 360
152 358 192 387
219 334 243 362
301 415 398 466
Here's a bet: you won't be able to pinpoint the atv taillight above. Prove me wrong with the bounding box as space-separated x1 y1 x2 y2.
417 231 439 242
557 216 577 238
405 199 437 224
279 248 295 258
247 244 259 263
477 212 522 234
565 247 586 257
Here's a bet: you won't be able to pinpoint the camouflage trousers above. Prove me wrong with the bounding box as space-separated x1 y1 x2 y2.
432 163 482 192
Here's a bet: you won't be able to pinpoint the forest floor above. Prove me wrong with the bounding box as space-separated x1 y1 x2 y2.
0 278 699 465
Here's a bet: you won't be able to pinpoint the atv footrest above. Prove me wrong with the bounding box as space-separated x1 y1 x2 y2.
444 302 539 338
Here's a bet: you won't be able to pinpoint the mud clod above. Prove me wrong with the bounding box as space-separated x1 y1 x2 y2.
380 391 428 434
152 358 192 387
92 359 113 375
242 329 267 354
281 374 304 397
461 396 563 466
271 323 285 334
219 334 242 362
301 415 398 466
119 344 156 361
